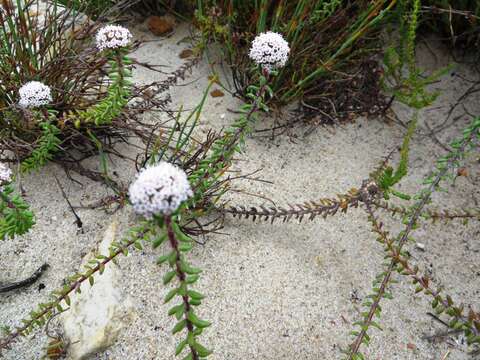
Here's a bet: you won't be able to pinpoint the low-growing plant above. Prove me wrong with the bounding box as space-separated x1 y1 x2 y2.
0 163 35 241
1 1 480 360
127 0 196 17
0 30 285 357
194 0 396 121
0 0 174 186
54 0 196 19
384 0 450 110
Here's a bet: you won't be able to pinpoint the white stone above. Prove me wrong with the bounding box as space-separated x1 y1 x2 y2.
415 242 426 251
61 220 136 360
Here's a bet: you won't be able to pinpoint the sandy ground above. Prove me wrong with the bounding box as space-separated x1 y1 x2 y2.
0 22 479 360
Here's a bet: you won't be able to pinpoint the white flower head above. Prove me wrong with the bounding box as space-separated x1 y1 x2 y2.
96 25 132 51
129 162 193 218
0 163 12 185
249 31 290 72
18 81 52 108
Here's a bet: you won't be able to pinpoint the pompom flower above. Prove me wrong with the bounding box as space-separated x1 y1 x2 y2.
129 162 193 218
96 25 132 51
0 163 12 185
18 81 52 108
249 31 290 72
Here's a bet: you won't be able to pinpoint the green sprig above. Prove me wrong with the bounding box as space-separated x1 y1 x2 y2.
0 184 35 240
156 215 212 360
76 49 132 127
346 116 480 359
21 110 62 174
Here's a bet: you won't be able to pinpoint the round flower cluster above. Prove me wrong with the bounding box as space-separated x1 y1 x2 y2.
96 25 132 51
249 31 290 72
128 162 193 218
0 163 12 185
18 81 52 108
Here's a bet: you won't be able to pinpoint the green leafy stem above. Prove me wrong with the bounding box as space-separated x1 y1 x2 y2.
156 215 212 359
345 116 480 359
372 199 480 224
75 48 132 127
0 183 35 241
188 69 272 207
367 205 480 344
20 110 62 174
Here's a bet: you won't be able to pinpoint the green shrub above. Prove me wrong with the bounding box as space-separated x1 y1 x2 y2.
0 1 147 180
195 0 397 106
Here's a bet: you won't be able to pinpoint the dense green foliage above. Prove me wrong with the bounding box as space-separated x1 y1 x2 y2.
195 0 396 104
20 118 62 173
75 50 133 127
0 184 35 241
0 1 137 173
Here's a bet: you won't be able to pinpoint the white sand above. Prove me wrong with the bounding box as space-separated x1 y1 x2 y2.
0 23 479 360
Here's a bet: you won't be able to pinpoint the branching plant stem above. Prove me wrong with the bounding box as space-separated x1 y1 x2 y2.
222 187 364 223
366 204 480 337
347 119 480 358
372 199 480 223
189 69 270 203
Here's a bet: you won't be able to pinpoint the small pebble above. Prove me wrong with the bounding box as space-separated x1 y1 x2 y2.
147 15 175 36
415 242 425 251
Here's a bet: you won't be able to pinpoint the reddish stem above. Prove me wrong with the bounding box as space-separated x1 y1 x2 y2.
165 215 199 360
